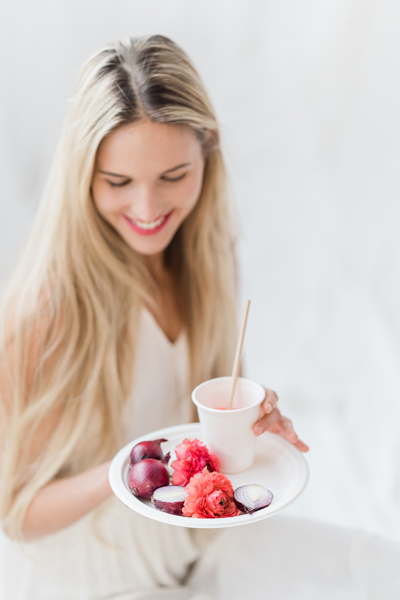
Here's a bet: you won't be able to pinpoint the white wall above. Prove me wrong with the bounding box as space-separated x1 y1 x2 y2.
1 0 400 572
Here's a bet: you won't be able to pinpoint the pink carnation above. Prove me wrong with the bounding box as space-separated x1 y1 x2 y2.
170 438 220 487
183 468 241 518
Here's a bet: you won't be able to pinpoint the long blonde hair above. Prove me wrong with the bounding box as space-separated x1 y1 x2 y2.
0 35 237 537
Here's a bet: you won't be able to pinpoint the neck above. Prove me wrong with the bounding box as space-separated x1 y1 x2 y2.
143 252 167 284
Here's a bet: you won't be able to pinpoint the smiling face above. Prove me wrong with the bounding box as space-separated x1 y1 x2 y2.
91 120 205 260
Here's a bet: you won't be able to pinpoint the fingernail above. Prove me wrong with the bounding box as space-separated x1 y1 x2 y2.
266 403 273 414
254 425 263 436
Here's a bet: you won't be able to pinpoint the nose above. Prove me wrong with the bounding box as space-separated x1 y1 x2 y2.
127 184 162 222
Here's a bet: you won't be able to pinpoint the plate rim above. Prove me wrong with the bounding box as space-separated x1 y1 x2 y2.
109 422 309 529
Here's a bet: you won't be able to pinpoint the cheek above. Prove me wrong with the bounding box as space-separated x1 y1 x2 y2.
92 182 117 218
177 171 204 211
91 181 105 215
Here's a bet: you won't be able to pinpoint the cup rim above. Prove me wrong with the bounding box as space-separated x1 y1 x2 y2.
191 376 265 414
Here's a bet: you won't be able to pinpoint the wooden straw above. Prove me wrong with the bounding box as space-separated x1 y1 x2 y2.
228 299 251 409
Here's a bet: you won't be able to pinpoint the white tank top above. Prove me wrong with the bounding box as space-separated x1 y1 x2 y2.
3 309 207 600
123 307 193 442
4 310 398 599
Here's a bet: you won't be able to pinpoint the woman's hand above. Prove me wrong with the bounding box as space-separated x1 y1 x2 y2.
252 388 309 452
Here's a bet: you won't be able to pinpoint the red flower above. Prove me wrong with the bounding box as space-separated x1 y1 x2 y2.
183 468 241 518
170 438 220 487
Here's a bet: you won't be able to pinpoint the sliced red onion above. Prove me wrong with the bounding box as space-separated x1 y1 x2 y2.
233 484 273 514
130 438 171 465
128 458 170 499
151 486 188 515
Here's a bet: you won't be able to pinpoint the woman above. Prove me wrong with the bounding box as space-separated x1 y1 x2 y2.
0 35 307 599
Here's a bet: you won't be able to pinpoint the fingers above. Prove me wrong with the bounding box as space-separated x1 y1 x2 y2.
262 388 279 415
253 412 310 453
253 407 282 435
277 417 310 452
275 418 309 451
293 439 309 452
255 388 309 452
278 416 298 443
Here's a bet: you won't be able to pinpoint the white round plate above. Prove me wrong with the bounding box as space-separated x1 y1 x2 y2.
109 423 309 529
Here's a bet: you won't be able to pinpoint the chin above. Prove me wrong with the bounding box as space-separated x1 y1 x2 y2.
125 235 174 257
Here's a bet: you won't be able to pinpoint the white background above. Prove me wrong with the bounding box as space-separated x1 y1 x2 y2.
1 0 400 586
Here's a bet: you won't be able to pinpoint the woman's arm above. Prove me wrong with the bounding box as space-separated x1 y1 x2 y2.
1 312 114 542
7 462 113 542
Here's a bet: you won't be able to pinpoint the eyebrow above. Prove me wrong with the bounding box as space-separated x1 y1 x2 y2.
98 163 191 178
163 163 191 174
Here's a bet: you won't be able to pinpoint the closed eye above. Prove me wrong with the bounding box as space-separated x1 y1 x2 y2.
162 173 187 183
107 180 130 188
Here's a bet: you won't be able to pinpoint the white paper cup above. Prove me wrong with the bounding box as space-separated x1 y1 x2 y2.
191 376 265 473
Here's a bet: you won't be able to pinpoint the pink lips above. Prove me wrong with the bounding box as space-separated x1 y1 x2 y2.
123 211 173 236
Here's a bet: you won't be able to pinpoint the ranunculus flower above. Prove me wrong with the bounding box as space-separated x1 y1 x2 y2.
183 468 241 518
170 438 220 487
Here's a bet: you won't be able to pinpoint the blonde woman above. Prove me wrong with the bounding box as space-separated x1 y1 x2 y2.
0 35 307 599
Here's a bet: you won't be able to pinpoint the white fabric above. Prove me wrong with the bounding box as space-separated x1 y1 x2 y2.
3 309 206 599
122 308 193 443
3 309 400 599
